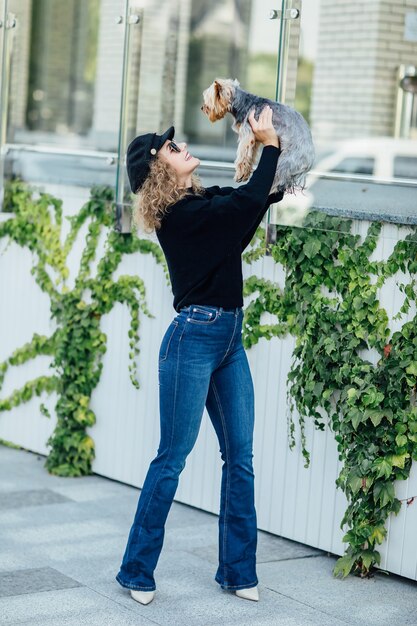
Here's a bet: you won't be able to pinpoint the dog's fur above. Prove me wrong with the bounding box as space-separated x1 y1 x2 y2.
201 78 315 194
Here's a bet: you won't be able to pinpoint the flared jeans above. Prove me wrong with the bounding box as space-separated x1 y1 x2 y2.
115 304 258 591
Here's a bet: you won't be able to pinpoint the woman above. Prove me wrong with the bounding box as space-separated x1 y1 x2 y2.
115 106 283 605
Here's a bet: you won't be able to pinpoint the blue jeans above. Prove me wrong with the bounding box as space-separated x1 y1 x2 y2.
115 304 258 591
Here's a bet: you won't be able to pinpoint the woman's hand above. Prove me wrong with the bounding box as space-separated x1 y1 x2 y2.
248 106 279 148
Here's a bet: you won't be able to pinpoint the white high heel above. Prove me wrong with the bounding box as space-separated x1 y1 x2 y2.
130 589 155 605
235 584 259 601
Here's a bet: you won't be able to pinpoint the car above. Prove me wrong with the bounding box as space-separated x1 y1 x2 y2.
268 137 417 227
312 137 417 180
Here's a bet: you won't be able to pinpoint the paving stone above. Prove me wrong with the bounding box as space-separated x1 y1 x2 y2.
1 445 416 626
0 566 82 597
258 556 417 626
0 489 72 509
0 586 156 625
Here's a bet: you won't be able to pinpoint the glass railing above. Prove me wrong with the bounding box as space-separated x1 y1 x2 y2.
0 0 416 235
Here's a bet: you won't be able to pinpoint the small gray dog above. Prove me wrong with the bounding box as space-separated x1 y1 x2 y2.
201 78 315 194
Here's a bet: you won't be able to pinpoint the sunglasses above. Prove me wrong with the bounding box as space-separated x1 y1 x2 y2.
167 140 181 153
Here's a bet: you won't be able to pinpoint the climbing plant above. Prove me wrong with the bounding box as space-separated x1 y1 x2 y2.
242 211 417 580
0 180 168 477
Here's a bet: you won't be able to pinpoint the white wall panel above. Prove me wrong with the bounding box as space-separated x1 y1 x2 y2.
1 198 417 581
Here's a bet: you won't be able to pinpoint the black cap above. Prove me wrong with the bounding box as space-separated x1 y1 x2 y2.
126 125 175 193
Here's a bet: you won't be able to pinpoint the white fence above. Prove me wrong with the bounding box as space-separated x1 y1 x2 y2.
1 184 416 582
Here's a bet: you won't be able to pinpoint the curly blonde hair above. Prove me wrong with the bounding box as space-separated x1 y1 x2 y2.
132 157 205 234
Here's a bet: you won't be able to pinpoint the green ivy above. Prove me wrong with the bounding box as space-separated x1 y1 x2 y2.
242 211 417 580
0 180 168 477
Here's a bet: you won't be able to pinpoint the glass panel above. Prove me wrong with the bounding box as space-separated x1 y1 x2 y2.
122 0 280 154
0 0 6 110
268 0 417 230
118 0 285 232
1 0 128 202
24 1 100 142
188 0 279 152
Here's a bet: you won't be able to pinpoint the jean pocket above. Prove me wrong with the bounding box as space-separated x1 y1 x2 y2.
159 320 179 362
187 306 219 325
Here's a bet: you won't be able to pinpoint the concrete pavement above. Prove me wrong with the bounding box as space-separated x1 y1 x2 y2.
1 444 416 626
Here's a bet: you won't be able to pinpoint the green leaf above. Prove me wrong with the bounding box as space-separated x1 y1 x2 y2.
347 387 357 402
389 453 410 469
363 388 384 407
391 498 402 515
333 554 357 579
350 408 363 430
364 409 384 427
368 525 386 545
347 471 363 495
360 549 379 570
373 457 392 480
395 434 408 448
405 362 417 376
409 421 417 434
302 239 322 259
383 409 393 424
373 481 395 507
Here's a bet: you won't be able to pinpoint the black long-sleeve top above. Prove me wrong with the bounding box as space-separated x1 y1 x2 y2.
155 145 283 312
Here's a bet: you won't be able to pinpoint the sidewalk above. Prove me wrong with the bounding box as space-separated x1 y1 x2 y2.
1 444 416 626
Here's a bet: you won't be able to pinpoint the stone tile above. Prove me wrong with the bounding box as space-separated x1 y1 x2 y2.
49 479 137 503
0 566 82 598
0 495 136 529
0 489 72 509
0 548 41 572
105 555 351 626
256 531 324 563
1 445 416 626
164 521 218 562
164 522 323 567
166 500 219 528
0 586 157 625
4 518 120 545
258 555 417 626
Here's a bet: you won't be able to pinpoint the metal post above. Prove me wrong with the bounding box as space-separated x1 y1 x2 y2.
115 2 142 234
0 8 18 209
394 65 417 139
266 1 300 250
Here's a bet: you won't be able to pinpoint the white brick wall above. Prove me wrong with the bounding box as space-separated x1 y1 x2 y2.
132 1 171 134
90 0 126 149
311 0 417 141
91 0 189 146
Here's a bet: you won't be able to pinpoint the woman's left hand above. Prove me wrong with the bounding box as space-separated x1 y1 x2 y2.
248 106 279 148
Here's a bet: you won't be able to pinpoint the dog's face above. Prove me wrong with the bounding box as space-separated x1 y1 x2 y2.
201 78 239 122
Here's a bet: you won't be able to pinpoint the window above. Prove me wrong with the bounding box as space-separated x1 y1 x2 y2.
393 156 417 179
330 157 375 176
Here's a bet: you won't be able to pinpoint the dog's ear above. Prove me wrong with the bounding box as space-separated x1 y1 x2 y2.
214 80 222 97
